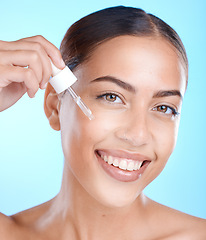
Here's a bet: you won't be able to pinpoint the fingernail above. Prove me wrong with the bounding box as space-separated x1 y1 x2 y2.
28 92 35 98
41 82 48 89
60 58 65 68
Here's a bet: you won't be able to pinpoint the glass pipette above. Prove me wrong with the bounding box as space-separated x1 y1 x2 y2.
49 61 94 120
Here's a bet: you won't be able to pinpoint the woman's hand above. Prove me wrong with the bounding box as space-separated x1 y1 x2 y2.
0 35 65 112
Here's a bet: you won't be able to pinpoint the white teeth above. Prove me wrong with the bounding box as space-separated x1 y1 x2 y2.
134 161 141 170
108 156 113 165
119 160 127 170
100 154 143 171
102 155 107 162
113 159 119 167
134 162 139 170
103 155 108 162
127 161 135 171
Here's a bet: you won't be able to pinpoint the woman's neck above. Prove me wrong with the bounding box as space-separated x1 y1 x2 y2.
37 167 150 240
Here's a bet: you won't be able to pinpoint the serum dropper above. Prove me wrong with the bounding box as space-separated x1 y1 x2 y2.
49 61 94 120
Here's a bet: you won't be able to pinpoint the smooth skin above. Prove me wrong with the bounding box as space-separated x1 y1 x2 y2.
0 36 206 240
0 36 65 111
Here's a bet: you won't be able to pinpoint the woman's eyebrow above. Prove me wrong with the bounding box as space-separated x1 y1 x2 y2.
90 76 183 100
90 76 136 93
153 90 183 100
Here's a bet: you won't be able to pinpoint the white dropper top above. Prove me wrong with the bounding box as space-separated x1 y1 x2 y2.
49 61 94 120
49 61 77 94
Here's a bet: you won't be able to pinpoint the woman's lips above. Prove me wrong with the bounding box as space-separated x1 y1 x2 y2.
95 150 151 182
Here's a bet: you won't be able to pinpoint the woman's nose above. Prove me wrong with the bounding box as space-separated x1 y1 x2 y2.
115 111 152 147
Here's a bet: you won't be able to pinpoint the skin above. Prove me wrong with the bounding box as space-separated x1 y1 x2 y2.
0 35 206 239
58 36 184 209
0 35 65 111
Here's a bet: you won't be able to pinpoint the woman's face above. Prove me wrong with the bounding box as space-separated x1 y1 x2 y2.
59 36 186 207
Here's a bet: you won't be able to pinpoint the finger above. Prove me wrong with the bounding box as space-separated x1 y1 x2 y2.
22 36 66 88
0 36 65 88
0 65 39 98
7 40 52 88
0 50 43 85
0 82 27 111
0 39 52 89
22 35 65 69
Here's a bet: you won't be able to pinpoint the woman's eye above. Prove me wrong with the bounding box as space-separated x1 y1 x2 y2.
97 93 123 104
153 105 179 116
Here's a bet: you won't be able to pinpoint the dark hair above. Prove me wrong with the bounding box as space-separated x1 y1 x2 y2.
60 6 188 81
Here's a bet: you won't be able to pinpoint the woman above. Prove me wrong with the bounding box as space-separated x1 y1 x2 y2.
0 6 205 239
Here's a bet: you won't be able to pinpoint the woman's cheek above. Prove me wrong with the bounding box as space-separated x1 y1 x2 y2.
154 119 180 167
78 108 122 141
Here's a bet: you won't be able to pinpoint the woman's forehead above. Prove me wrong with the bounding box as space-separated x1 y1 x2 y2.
89 36 180 62
74 36 187 93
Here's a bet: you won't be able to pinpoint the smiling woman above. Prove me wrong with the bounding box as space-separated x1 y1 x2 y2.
56 34 185 208
0 5 206 240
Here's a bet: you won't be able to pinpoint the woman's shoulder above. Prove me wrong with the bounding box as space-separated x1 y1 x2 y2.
0 200 54 240
0 212 20 239
11 199 54 230
167 211 206 239
146 197 206 239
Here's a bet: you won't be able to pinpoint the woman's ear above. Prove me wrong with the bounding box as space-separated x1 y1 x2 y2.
44 83 61 131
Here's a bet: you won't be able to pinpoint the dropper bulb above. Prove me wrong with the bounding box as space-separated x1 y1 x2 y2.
49 60 77 94
50 61 61 76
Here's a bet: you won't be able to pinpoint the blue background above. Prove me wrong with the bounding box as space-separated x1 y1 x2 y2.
0 0 205 218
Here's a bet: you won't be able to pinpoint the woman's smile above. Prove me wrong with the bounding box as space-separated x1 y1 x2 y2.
2 5 206 240
95 149 152 182
59 35 186 207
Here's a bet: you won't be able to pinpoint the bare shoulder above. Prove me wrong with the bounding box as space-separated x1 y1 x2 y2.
173 213 206 240
11 199 53 228
0 212 18 239
145 196 206 239
0 202 51 240
8 199 57 239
